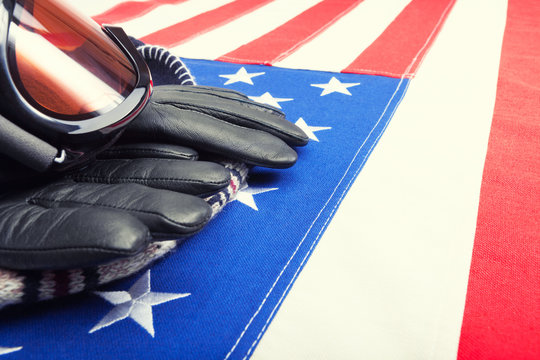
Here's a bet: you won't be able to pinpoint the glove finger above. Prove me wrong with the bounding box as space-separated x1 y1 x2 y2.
0 202 150 270
126 104 299 168
150 85 309 147
100 143 199 161
29 181 213 239
68 158 231 196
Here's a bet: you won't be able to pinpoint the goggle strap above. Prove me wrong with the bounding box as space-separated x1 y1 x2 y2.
0 114 59 172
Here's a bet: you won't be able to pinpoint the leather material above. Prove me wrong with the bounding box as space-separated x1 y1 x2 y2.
69 158 230 195
0 197 151 270
0 84 308 270
0 143 224 270
121 85 309 168
100 143 199 161
29 182 212 237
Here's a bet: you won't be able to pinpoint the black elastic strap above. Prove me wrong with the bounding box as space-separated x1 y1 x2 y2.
0 114 59 172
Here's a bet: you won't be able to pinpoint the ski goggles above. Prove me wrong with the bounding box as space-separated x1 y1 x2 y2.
0 0 152 172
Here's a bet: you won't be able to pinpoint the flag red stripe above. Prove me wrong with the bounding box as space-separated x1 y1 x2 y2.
458 0 540 358
217 0 363 65
92 0 187 25
139 0 273 48
343 0 455 77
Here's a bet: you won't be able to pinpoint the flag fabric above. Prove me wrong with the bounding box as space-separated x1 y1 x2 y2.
1 0 538 359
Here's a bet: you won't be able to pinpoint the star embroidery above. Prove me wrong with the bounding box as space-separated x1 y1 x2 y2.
89 270 189 337
295 118 331 142
0 347 22 356
311 77 360 96
219 67 265 85
235 183 278 211
248 92 293 109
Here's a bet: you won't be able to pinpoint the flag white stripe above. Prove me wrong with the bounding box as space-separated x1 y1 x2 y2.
115 0 235 39
275 0 412 72
251 0 508 359
70 0 128 18
169 0 325 60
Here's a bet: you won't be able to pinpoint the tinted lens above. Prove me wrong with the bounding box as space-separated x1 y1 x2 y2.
7 0 137 120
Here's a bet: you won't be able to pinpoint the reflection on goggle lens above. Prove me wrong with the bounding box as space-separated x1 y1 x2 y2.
8 0 137 120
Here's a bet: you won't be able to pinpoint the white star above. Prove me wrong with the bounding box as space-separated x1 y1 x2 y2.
311 77 360 96
219 67 265 85
235 183 278 211
248 92 293 109
0 347 22 356
295 118 331 142
89 270 189 337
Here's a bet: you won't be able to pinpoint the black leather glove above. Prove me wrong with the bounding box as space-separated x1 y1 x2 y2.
0 84 308 271
0 143 231 270
120 85 309 168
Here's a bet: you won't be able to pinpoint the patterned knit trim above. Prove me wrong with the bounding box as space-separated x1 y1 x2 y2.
205 161 249 216
136 45 195 85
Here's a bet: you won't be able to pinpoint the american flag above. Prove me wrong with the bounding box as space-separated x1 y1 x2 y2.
1 0 538 359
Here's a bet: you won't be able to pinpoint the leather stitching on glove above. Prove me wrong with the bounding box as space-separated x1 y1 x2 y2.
27 197 212 229
159 87 286 117
0 246 143 255
161 100 287 124
67 176 229 186
155 105 301 147
102 148 197 160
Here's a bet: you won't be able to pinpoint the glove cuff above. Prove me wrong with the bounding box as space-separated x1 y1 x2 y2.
134 41 196 86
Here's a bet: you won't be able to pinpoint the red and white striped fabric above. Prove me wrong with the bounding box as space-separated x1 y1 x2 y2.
81 0 456 77
74 1 539 358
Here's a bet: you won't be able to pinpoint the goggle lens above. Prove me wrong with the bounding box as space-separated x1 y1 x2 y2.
8 0 137 120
